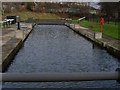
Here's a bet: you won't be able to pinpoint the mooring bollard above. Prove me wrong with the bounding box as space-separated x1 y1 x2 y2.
100 17 104 32
94 32 102 39
16 16 20 30
70 24 75 28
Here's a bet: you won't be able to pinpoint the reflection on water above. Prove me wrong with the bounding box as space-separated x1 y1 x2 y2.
3 25 120 88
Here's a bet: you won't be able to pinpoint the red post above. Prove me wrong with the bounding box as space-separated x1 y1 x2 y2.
100 25 102 32
100 17 104 32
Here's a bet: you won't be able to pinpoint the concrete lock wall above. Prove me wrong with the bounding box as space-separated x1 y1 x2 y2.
2 23 33 72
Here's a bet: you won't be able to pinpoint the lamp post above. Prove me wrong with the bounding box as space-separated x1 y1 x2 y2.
16 16 20 30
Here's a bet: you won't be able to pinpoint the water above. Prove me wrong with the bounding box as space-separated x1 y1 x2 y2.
3 25 120 88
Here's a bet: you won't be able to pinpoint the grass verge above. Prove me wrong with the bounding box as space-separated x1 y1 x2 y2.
68 20 119 39
4 11 60 21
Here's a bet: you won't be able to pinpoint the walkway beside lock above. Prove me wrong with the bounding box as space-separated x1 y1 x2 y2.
0 23 33 72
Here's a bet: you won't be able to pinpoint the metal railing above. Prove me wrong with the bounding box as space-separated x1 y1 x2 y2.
1 71 120 82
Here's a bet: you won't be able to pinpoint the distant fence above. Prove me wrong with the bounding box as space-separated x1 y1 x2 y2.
88 16 119 25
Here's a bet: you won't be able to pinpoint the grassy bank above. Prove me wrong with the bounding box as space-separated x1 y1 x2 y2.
4 11 60 21
68 20 119 39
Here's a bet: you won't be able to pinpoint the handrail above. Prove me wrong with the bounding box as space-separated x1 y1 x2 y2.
1 72 119 82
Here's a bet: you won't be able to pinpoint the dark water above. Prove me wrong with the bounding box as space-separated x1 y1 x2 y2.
3 25 120 88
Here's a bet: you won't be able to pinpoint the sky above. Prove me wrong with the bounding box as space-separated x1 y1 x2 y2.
0 0 119 2
90 2 100 9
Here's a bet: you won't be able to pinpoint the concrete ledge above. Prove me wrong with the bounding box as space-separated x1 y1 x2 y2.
2 23 33 72
65 24 95 42
2 39 23 72
106 45 120 59
94 39 104 47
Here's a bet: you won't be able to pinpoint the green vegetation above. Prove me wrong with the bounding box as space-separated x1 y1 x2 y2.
4 11 60 21
68 20 119 39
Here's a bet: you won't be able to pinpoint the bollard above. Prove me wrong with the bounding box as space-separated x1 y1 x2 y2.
100 17 104 32
94 32 102 39
16 16 20 30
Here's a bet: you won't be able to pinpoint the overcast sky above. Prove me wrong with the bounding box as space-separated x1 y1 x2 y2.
90 2 100 9
1 0 119 2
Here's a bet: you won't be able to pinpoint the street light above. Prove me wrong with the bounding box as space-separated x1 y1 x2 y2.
16 16 20 30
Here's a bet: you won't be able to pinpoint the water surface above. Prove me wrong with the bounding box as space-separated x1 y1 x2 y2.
3 25 120 88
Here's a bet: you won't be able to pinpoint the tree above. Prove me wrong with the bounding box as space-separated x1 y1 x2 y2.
99 2 119 18
27 2 33 11
98 2 119 24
